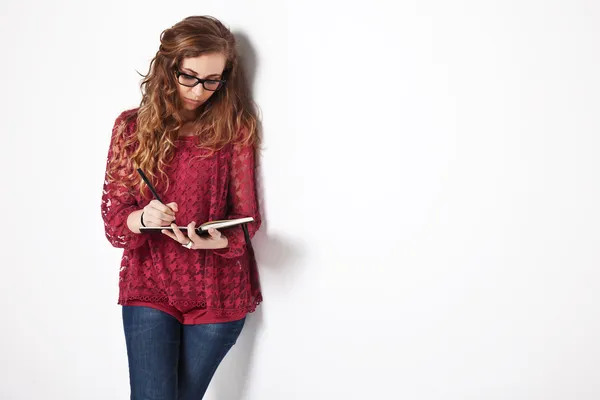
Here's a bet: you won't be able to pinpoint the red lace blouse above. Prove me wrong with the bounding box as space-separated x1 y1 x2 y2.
100 108 262 324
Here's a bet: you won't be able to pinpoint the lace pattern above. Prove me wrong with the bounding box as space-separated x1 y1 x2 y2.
101 108 262 315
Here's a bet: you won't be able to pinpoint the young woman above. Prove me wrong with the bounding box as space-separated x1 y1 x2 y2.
100 15 262 399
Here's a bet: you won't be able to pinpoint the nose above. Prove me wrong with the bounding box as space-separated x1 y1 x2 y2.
191 83 204 98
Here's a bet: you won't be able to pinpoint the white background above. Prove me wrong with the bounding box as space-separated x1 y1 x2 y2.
1 1 599 399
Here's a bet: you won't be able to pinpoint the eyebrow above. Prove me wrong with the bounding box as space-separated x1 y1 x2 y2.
181 67 222 79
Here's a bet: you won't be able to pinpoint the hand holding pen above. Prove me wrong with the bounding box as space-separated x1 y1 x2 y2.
136 168 178 227
141 200 178 227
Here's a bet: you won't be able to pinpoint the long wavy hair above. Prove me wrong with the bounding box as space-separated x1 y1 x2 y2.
106 15 260 198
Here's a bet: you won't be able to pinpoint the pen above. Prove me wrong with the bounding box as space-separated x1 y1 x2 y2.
136 168 176 220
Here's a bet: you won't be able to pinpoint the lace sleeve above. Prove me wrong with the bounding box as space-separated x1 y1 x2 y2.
213 140 262 258
100 111 147 250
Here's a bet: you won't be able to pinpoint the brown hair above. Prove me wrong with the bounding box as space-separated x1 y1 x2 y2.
106 15 260 197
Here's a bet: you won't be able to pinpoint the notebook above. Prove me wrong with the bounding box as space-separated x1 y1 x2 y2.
139 217 254 236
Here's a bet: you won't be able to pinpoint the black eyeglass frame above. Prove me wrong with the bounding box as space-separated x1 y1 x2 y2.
175 70 227 91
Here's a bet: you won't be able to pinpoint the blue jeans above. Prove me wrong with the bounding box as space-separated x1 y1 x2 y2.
122 306 245 400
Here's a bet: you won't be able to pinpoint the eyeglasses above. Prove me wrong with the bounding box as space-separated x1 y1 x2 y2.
175 70 226 91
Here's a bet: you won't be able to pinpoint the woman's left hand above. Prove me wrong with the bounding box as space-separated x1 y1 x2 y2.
161 221 228 250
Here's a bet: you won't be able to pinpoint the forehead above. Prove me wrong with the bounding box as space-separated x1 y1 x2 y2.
180 53 226 76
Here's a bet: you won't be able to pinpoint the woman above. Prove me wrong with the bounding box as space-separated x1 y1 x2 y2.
100 15 262 399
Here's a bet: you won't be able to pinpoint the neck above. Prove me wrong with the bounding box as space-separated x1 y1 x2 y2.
180 109 197 123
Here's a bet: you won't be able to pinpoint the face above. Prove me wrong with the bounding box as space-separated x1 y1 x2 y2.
176 53 227 111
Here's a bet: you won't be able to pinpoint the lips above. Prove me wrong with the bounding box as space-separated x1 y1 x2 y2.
184 98 202 105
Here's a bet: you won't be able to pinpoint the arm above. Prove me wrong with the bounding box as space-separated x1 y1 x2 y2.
213 141 262 258
100 111 148 250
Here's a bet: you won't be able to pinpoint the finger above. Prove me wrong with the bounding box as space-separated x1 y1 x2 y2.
171 223 188 243
145 214 173 226
159 211 177 223
208 228 222 239
165 202 179 213
187 221 200 241
151 200 177 216
147 209 176 225
161 229 177 241
143 213 163 227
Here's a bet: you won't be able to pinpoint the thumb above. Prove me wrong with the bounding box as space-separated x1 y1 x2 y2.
166 202 178 212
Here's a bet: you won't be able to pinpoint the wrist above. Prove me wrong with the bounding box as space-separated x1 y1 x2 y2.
126 209 144 234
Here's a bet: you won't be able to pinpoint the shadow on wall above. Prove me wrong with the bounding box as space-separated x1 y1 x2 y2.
208 31 306 400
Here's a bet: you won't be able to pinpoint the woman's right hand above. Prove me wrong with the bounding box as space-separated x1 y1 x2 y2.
141 200 178 227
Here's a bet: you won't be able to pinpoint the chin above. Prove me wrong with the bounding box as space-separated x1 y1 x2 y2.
183 103 201 111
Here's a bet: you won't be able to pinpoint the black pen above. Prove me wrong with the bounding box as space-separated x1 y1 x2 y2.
136 168 176 220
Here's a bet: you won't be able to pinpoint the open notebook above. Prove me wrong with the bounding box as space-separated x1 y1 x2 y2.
139 217 254 236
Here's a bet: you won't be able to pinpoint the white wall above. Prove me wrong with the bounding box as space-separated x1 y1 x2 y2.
1 1 599 399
